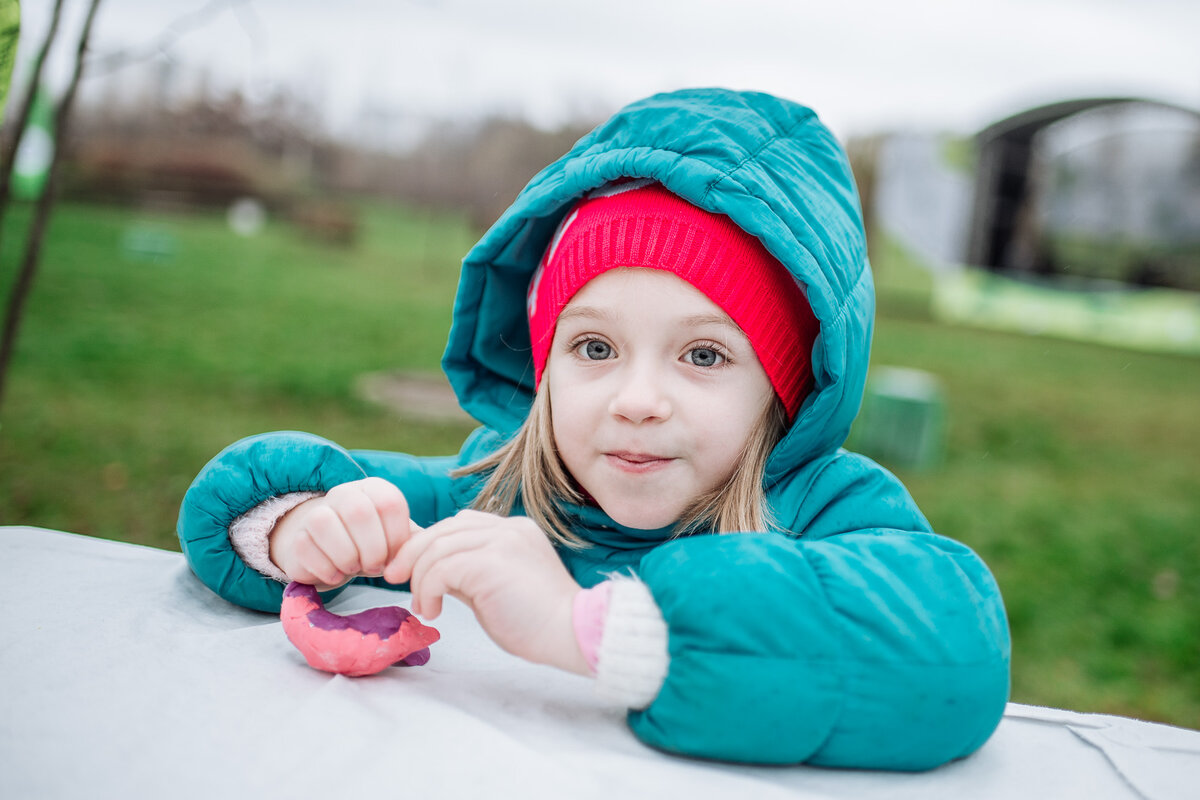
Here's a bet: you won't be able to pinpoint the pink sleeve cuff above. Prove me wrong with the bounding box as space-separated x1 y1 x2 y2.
228 492 323 582
572 581 613 674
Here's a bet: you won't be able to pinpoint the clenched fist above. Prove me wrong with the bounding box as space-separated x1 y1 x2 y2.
270 477 415 590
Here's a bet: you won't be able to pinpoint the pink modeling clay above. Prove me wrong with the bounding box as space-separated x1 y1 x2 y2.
280 582 441 676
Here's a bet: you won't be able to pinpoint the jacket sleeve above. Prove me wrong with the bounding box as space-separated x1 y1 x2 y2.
626 451 1011 771
176 430 481 612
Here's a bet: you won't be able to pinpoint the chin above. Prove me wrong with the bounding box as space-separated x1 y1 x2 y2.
602 501 684 532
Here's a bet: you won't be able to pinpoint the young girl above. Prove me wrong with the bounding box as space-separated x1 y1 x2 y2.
178 88 1010 770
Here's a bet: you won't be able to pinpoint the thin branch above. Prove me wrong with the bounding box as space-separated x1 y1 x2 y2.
85 0 261 77
0 0 66 225
0 0 103 409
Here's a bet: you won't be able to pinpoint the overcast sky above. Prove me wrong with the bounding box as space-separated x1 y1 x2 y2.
12 0 1200 142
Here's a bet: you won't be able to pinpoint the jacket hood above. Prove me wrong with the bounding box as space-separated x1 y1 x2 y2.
442 88 874 478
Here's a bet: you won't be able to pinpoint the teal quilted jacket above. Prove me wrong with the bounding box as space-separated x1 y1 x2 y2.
178 88 1010 769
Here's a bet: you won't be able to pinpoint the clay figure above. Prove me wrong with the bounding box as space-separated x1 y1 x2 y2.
280 582 440 676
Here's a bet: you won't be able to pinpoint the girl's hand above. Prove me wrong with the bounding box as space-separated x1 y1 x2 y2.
269 478 414 591
384 510 588 675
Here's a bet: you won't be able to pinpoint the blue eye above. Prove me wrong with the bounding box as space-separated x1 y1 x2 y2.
583 340 613 360
686 347 724 367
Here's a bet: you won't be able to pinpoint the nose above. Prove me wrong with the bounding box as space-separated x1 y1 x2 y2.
608 360 672 424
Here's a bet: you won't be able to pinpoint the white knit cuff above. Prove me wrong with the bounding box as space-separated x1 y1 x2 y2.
228 492 323 582
594 575 669 709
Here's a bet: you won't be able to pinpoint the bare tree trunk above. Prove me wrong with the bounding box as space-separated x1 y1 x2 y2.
0 0 65 224
0 0 102 409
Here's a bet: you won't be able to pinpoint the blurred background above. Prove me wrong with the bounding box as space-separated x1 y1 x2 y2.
1 0 1197 729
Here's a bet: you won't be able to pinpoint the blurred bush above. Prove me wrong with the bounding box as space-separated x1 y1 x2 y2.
26 82 598 238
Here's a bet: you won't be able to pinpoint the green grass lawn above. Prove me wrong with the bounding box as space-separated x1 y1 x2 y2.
2 200 1197 730
867 317 1199 727
0 200 479 546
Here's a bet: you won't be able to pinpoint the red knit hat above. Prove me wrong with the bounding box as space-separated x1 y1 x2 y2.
527 181 819 419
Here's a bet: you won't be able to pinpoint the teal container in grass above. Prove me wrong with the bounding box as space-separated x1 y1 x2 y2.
849 367 946 471
121 225 178 263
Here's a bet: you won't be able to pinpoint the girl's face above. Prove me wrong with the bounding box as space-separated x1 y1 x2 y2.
546 268 774 530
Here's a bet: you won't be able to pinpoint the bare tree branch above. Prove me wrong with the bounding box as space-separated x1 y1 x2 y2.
0 0 103 409
85 0 260 76
0 0 66 230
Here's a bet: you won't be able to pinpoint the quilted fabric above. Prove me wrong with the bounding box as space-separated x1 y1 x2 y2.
178 88 1010 769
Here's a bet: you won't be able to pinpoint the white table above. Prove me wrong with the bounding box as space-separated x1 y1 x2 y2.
2 526 1197 799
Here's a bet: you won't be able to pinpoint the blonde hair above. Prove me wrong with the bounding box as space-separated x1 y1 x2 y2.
454 378 789 548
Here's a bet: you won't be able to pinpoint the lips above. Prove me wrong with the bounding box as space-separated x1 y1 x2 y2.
605 451 676 473
610 451 664 463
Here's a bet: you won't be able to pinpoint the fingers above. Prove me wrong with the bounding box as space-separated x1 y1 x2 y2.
288 529 345 588
383 509 491 586
356 477 413 563
272 478 413 586
383 512 584 668
409 549 484 619
406 528 494 617
324 482 388 576
296 504 359 585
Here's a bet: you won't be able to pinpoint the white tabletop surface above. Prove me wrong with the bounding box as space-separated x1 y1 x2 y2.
2 525 1197 799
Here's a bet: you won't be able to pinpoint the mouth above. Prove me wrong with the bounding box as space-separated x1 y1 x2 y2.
605 451 676 473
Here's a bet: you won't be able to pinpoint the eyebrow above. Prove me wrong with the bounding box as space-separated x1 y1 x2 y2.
678 313 742 332
557 306 742 333
555 306 612 324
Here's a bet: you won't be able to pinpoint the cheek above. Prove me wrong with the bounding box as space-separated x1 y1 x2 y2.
695 393 766 472
548 385 586 456
700 427 750 479
548 365 598 418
